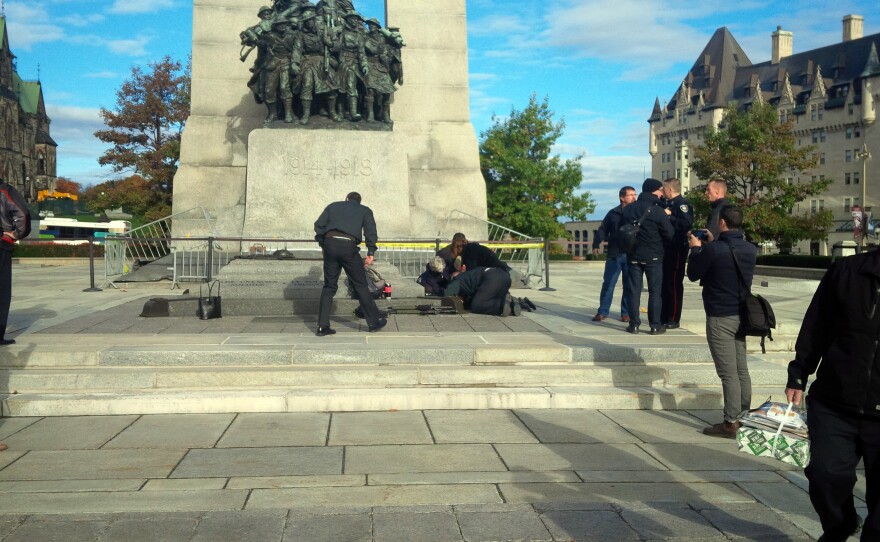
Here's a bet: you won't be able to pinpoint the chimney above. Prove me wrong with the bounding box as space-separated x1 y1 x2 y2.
843 14 864 42
772 26 793 64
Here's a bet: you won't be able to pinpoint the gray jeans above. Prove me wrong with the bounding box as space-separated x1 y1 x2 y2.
706 315 751 422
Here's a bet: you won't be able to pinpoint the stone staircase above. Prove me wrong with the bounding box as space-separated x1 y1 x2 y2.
0 337 787 416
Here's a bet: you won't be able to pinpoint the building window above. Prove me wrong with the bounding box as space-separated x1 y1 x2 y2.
818 104 824 120
845 197 852 213
821 131 827 143
812 132 819 144
847 128 853 139
811 105 817 121
846 173 851 185
855 172 861 185
846 150 853 162
849 103 855 115
820 153 826 165
856 126 862 137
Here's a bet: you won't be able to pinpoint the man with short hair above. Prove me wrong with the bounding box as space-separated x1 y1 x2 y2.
314 192 387 335
660 178 693 329
591 185 636 322
704 178 731 242
621 178 674 334
687 206 756 438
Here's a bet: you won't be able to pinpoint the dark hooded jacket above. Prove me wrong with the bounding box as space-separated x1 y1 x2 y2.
787 250 880 418
1 181 31 252
620 192 673 261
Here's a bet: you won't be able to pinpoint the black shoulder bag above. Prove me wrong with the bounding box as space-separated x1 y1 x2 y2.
729 244 775 353
617 207 653 254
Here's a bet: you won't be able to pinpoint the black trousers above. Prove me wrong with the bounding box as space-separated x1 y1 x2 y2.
661 243 688 325
626 259 662 328
806 395 880 541
468 268 512 315
317 237 381 328
0 248 10 340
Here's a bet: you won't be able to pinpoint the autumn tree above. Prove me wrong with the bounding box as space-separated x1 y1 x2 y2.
94 55 191 222
480 94 594 240
54 178 82 195
690 102 832 250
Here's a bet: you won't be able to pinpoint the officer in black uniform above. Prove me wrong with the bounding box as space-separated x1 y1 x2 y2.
660 178 693 329
314 192 387 335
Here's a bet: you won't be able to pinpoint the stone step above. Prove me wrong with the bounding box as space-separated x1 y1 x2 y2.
1 386 783 416
0 343 718 368
0 361 788 393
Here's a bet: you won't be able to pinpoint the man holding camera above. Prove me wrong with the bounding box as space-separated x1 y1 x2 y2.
687 206 756 437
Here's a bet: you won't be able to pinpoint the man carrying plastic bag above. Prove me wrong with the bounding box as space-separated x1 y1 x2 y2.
784 249 880 541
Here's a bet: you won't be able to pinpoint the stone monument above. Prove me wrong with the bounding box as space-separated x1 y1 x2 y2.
173 0 488 244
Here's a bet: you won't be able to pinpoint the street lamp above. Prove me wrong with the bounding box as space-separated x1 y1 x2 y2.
857 143 872 251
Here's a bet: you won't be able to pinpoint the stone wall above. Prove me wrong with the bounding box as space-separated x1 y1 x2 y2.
173 0 488 242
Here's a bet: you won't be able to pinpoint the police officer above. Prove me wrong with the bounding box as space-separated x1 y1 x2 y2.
621 178 674 334
660 178 693 329
314 192 387 335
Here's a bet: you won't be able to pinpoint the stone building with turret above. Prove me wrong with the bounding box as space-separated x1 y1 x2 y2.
649 14 880 255
0 16 57 204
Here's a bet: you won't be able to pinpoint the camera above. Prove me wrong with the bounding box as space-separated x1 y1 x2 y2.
691 229 709 241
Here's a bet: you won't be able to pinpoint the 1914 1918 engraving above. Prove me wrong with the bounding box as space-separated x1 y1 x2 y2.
285 156 373 178
240 1 404 129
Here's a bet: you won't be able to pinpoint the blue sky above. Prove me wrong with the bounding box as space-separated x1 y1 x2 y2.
6 0 880 218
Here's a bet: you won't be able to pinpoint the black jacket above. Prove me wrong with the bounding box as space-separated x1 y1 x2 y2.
706 197 731 241
460 242 511 273
686 230 756 317
592 204 626 258
787 250 880 417
0 181 30 252
620 192 673 261
314 199 378 255
664 195 694 246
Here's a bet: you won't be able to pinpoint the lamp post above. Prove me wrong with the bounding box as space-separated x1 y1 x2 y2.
857 143 872 251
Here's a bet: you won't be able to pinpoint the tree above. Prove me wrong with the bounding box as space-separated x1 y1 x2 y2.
54 178 82 195
690 102 833 250
480 94 594 240
94 55 191 221
82 176 162 221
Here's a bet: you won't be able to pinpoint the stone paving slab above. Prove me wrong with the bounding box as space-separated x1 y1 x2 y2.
328 411 433 445
216 413 329 448
171 447 342 478
0 415 138 450
247 484 504 509
0 489 249 515
424 409 538 443
103 413 234 449
0 450 185 481
368 471 582 486
514 409 643 444
639 442 801 472
499 482 757 505
345 444 507 474
226 474 366 490
494 443 669 471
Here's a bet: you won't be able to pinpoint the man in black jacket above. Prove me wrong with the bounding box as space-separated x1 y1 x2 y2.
621 178 674 334
785 250 880 541
1 179 30 348
687 206 756 438
660 178 694 328
314 192 387 335
591 185 636 322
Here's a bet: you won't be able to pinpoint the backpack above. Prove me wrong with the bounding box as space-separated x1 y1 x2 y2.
729 244 776 353
617 207 653 254
346 266 388 299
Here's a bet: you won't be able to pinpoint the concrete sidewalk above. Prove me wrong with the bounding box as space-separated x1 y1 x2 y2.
0 260 844 541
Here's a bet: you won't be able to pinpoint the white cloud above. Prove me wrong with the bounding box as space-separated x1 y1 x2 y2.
109 0 175 15
4 3 65 50
46 105 113 184
68 34 152 57
469 15 529 37
84 71 120 79
57 13 106 28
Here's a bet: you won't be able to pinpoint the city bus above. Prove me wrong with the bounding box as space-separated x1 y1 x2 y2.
38 217 131 244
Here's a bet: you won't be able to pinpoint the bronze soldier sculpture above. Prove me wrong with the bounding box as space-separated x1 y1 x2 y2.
364 18 397 124
260 17 298 125
334 11 369 122
293 10 340 124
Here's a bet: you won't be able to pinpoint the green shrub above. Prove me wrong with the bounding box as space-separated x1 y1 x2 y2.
13 243 105 258
548 253 574 261
756 254 831 269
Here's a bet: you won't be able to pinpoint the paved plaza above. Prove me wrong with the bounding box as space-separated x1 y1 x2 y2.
0 260 859 541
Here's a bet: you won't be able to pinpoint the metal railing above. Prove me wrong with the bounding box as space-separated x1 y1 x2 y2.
97 235 547 290
102 207 215 288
